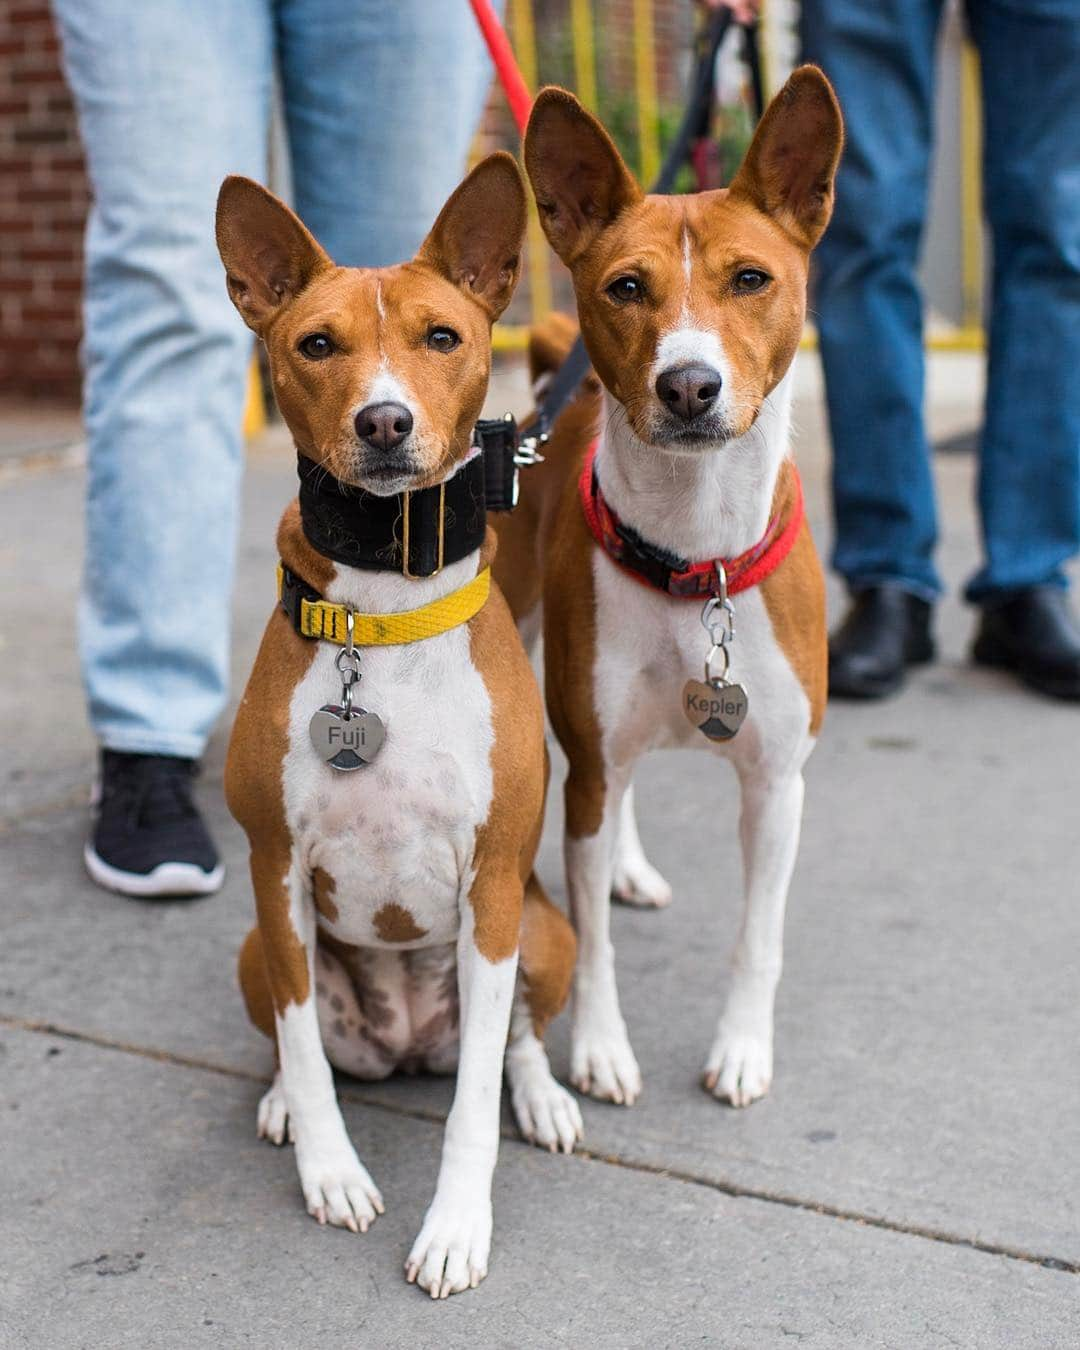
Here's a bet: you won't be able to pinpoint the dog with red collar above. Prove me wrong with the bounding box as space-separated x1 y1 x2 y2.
216 153 580 1299
495 68 843 1109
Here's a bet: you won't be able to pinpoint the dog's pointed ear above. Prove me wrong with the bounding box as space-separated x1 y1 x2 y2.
215 176 332 330
416 152 527 320
524 87 642 265
728 65 843 249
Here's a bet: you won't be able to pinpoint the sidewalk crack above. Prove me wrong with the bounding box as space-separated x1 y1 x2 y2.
3 1011 1076 1278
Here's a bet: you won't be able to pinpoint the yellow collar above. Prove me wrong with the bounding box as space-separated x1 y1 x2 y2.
277 563 491 646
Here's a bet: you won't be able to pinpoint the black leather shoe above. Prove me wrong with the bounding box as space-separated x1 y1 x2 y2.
972 586 1080 701
828 585 935 699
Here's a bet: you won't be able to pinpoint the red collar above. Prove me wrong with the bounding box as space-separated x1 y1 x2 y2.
578 441 804 599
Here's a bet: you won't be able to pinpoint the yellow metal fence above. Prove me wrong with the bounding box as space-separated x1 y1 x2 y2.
489 0 986 355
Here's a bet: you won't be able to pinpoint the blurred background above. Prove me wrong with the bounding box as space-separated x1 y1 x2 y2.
0 0 982 419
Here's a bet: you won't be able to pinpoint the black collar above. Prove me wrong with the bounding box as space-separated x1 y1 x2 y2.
297 451 487 579
295 417 527 579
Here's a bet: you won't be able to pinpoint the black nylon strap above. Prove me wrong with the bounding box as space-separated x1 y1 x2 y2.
279 562 320 634
475 414 521 512
296 452 486 578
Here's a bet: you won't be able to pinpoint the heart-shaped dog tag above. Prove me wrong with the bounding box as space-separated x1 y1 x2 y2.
309 704 386 770
682 679 749 742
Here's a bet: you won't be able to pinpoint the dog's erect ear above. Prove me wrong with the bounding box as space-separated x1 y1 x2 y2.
215 176 332 330
416 152 527 320
728 65 843 249
524 87 642 265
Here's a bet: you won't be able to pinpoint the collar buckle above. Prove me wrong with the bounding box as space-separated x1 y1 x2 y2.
401 481 446 579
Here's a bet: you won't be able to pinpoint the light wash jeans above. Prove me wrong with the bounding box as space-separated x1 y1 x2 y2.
801 0 1080 603
53 0 498 758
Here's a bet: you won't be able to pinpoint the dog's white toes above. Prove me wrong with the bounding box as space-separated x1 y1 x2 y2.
702 1029 773 1108
611 854 673 909
256 1074 291 1145
405 1197 492 1299
295 1135 384 1233
570 1027 642 1105
512 1074 584 1154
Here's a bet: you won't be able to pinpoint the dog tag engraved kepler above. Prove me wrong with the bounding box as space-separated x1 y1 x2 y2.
309 704 385 770
682 678 749 742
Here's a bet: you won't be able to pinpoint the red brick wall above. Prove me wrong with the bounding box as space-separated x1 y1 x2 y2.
0 2 86 402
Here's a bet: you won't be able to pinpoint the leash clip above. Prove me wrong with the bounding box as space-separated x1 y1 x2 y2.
514 428 548 467
335 610 362 715
701 564 736 682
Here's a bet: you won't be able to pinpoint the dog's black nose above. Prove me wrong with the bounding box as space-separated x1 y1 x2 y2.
655 364 722 422
355 402 414 452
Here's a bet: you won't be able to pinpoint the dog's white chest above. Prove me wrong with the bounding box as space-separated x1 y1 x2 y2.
282 619 493 949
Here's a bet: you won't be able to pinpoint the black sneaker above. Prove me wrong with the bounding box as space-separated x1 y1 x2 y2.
84 751 224 898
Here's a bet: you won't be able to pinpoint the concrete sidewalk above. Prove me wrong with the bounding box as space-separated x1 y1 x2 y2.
2 355 1078 1349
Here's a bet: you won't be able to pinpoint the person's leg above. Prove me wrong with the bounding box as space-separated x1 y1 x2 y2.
965 0 1080 602
275 0 499 267
53 0 272 759
801 0 945 600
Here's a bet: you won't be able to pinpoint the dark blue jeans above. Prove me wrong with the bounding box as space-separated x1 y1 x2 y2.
801 0 1080 602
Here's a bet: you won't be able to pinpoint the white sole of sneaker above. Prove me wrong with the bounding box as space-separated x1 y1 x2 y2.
83 843 224 898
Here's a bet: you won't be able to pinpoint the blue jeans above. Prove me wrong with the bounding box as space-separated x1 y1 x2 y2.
801 0 1080 603
53 0 497 758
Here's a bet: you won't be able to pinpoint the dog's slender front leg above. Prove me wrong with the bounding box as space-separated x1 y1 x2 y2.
252 849 383 1230
704 768 805 1107
566 767 643 1104
406 892 520 1298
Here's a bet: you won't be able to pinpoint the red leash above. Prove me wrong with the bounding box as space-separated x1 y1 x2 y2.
469 0 533 135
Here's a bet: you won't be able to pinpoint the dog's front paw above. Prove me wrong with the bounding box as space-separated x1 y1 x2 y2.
570 1013 642 1105
511 1068 584 1154
405 1195 492 1298
294 1126 384 1233
611 851 673 908
702 1026 773 1108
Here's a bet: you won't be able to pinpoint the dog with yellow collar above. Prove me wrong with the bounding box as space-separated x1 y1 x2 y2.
215 154 580 1300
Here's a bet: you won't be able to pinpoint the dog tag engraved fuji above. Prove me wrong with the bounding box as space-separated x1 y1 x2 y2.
309 704 385 770
682 678 749 742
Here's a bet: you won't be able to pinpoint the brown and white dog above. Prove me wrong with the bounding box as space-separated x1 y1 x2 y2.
495 68 843 1109
216 153 581 1299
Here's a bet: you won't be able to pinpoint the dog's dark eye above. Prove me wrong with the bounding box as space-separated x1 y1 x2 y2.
298 332 334 360
606 275 643 304
734 269 770 294
427 327 461 353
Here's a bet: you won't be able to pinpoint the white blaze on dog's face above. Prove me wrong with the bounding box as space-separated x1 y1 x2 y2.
215 154 527 493
525 68 843 451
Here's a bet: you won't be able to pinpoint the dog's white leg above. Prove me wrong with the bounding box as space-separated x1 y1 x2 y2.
263 856 384 1231
703 768 805 1107
611 783 673 909
506 983 583 1154
406 904 518 1298
567 772 643 1104
517 600 543 654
